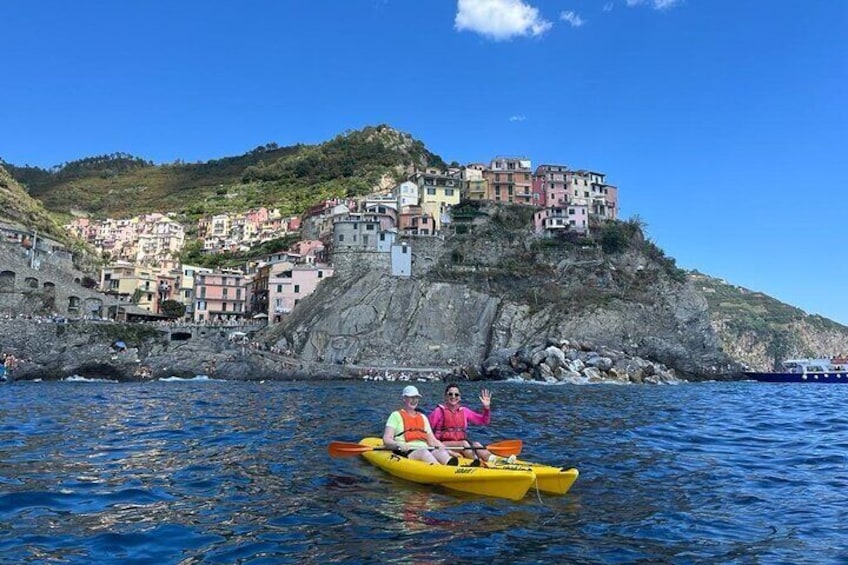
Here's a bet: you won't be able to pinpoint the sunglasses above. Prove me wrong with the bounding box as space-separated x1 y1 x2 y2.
446 392 461 398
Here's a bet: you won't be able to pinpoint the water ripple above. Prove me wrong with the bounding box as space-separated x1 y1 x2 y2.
1 380 846 563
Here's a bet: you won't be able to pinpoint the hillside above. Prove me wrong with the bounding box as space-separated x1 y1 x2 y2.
268 204 848 378
0 165 73 245
5 125 848 375
693 272 848 370
3 125 446 222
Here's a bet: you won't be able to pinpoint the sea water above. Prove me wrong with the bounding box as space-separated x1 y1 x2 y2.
0 380 845 564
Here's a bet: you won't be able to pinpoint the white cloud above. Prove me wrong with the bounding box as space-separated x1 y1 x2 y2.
509 115 526 122
626 0 680 9
455 0 552 41
560 11 585 27
603 2 614 12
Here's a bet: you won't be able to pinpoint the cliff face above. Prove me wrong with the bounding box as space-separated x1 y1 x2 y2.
265 210 740 379
266 205 848 379
265 267 734 380
274 270 500 368
693 272 848 371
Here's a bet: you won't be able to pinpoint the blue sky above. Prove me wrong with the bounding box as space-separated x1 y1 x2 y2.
2 1 846 325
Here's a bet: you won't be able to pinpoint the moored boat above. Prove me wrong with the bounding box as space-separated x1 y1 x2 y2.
357 437 537 501
745 357 848 383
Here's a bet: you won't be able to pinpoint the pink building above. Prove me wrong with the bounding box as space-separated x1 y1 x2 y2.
531 176 547 208
535 164 570 208
398 207 434 235
290 239 327 263
245 207 270 226
268 264 334 322
193 270 248 323
484 157 533 204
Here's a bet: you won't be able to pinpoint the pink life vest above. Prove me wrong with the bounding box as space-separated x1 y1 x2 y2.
435 404 467 441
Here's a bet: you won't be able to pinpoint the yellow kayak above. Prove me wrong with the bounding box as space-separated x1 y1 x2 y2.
478 457 579 496
358 437 536 501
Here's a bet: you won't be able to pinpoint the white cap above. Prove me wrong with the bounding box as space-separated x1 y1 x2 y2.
402 385 421 398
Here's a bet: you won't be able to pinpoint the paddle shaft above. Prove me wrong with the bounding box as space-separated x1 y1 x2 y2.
328 439 521 458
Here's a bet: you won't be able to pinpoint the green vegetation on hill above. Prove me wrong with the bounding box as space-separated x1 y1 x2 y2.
692 271 847 365
432 204 687 314
6 125 446 223
177 234 302 269
694 272 844 333
0 165 74 246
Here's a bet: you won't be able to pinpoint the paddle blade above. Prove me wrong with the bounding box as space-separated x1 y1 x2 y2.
328 441 373 458
487 439 522 457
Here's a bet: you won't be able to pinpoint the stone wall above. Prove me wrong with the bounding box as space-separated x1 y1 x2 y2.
330 249 391 279
399 234 446 275
331 234 446 279
0 242 111 317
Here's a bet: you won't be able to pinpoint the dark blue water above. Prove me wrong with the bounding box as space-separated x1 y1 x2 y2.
0 380 845 564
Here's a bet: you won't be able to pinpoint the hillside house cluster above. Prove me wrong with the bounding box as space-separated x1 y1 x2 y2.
69 157 619 323
66 213 186 266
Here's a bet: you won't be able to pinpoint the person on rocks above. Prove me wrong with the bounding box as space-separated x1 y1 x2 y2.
382 385 458 465
428 384 506 466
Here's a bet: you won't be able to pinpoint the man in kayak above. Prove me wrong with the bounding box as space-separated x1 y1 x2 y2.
428 384 511 466
382 385 458 465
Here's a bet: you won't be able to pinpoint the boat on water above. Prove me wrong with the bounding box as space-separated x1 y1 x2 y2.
356 437 578 501
745 357 848 383
456 454 579 496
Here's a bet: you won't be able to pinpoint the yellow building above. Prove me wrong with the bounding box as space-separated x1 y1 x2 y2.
100 261 158 313
409 169 462 232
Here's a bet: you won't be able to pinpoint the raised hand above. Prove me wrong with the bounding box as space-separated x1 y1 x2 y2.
479 388 491 409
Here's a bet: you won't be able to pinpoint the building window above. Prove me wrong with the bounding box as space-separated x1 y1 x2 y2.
318 271 323 278
222 303 227 312
427 188 436 196
445 188 454 197
277 284 282 292
338 234 345 242
294 285 300 294
366 224 375 231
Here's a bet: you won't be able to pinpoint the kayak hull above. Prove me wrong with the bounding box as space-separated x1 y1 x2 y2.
489 459 579 496
358 437 536 501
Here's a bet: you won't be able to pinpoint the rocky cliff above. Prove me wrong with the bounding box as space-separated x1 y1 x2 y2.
265 206 745 380
0 320 344 382
264 203 848 379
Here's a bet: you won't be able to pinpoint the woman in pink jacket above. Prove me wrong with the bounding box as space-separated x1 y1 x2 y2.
428 384 497 464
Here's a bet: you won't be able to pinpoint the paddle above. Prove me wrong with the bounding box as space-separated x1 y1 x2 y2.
328 439 522 458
